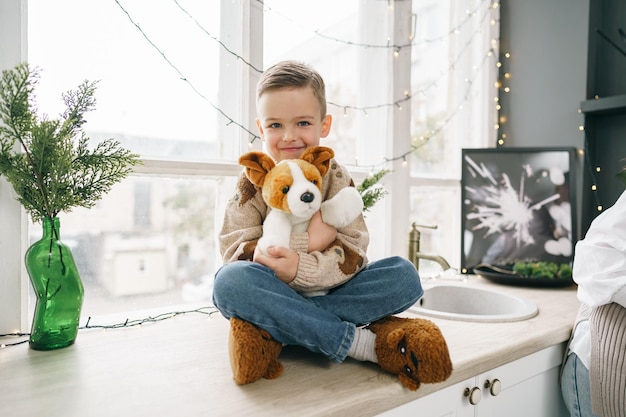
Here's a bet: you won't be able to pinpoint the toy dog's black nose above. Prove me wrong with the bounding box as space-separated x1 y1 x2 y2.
300 192 314 203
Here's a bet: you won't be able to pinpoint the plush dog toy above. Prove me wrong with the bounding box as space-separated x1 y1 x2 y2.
238 145 363 258
228 314 453 389
368 316 453 391
228 318 284 385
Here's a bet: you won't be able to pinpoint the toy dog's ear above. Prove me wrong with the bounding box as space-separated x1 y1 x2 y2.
300 146 334 177
239 152 276 187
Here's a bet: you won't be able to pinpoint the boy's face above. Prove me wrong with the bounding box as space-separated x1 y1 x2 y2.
256 87 332 162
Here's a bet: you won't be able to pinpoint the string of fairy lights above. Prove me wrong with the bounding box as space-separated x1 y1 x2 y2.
0 306 219 348
581 123 606 213
575 22 626 215
112 0 502 169
258 0 486 51
110 0 607 209
0 0 506 350
0 0 611 350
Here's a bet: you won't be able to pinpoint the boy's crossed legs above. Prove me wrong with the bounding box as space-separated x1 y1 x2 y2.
213 256 452 390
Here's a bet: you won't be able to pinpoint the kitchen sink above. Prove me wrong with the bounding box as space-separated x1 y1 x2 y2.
409 283 539 323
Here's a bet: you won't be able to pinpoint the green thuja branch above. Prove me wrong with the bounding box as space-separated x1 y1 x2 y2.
0 63 141 222
358 169 391 213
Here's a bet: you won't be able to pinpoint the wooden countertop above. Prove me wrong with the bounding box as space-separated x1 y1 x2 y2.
0 275 580 417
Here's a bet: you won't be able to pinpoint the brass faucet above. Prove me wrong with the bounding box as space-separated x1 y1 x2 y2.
408 222 451 271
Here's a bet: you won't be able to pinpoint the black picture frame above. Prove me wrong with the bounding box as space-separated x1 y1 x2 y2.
461 147 577 277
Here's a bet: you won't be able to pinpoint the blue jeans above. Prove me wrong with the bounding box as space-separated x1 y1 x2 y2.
561 353 599 417
212 256 422 363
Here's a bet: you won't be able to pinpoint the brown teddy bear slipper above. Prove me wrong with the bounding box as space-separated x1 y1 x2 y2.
367 316 453 391
228 317 284 385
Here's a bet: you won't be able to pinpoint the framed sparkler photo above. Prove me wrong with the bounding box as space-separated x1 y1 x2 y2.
461 147 577 286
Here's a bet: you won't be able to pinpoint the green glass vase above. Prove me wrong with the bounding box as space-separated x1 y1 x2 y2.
25 217 84 350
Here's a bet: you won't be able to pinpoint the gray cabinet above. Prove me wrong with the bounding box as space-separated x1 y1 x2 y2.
580 0 626 234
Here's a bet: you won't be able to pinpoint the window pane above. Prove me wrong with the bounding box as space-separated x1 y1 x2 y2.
28 0 222 161
410 0 496 178
28 176 225 317
410 1 453 178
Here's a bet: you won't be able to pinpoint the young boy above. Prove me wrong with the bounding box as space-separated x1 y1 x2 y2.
212 60 450 388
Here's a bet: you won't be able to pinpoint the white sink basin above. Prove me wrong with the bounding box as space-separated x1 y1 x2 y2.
409 284 539 323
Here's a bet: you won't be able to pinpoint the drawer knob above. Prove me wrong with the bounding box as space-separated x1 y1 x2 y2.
464 386 482 405
484 378 502 396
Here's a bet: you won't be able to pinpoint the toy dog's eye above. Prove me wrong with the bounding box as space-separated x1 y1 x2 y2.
282 185 290 194
311 179 318 185
398 339 407 355
404 365 413 375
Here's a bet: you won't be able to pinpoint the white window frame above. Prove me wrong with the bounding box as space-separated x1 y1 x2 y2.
0 0 30 334
0 0 265 333
0 0 486 333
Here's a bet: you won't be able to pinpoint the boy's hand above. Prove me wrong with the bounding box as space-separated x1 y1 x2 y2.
307 211 337 252
254 245 299 284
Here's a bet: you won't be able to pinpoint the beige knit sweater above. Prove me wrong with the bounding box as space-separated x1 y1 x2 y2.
219 158 369 294
589 302 626 417
570 303 626 417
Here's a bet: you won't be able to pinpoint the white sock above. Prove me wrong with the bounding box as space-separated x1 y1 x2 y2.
347 327 378 363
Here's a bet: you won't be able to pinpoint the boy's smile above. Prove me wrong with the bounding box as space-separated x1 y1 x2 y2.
256 87 332 162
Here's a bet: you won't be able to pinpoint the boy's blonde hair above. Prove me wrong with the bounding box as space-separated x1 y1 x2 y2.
257 60 327 118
